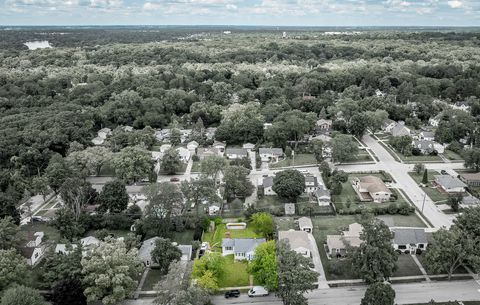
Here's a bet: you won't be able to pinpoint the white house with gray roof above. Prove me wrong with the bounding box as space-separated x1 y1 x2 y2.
225 148 248 160
261 176 276 196
315 185 331 206
259 148 284 162
278 230 312 258
434 175 467 193
304 176 318 193
138 237 193 267
221 238 266 261
391 228 428 254
412 140 445 154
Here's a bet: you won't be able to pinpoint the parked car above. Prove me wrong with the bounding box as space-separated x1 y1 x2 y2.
440 170 448 175
199 242 209 258
170 177 180 182
248 286 269 297
224 290 240 298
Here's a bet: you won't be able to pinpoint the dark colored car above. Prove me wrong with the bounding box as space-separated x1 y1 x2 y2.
441 170 448 175
224 290 240 299
170 177 180 182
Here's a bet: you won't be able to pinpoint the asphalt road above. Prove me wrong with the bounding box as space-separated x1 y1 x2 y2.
123 280 480 305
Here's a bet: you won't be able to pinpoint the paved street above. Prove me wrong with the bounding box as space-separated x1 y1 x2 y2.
124 280 480 305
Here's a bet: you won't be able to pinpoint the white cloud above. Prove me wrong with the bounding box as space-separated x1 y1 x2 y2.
447 0 462 8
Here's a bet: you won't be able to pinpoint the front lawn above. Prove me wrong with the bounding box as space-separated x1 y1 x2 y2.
408 171 449 203
442 150 463 161
270 153 317 168
202 223 262 252
384 141 443 163
217 255 252 288
142 268 163 291
392 254 423 277
191 161 201 172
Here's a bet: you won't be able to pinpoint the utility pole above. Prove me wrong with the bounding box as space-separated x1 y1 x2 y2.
421 193 426 213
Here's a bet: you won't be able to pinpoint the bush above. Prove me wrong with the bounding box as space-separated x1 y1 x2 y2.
398 202 415 215
387 203 398 215
192 155 200 162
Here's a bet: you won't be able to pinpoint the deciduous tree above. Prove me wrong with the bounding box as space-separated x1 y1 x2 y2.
0 249 28 290
151 238 182 274
272 169 305 201
0 285 47 305
161 148 182 174
98 179 129 213
0 216 18 250
249 240 277 290
112 146 152 183
332 134 359 163
361 282 395 305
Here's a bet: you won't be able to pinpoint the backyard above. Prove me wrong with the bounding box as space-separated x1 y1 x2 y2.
217 254 253 288
270 153 317 168
202 222 262 252
408 171 449 203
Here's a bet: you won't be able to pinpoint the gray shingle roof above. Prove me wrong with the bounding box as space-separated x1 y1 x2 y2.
392 228 427 245
259 148 284 156
434 175 467 189
263 176 274 188
225 148 248 157
222 238 266 253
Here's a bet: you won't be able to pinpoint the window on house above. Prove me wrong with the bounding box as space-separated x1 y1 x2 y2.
398 245 407 250
418 244 424 249
225 246 233 251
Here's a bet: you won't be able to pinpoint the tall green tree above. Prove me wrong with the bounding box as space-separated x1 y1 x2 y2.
223 166 253 199
276 240 318 305
272 169 305 201
180 177 219 217
53 208 85 240
332 134 359 163
310 139 324 163
151 238 182 274
361 282 395 305
200 156 226 184
81 238 143 305
249 240 277 290
67 146 113 176
45 154 72 194
0 249 28 291
161 148 182 174
0 285 47 305
422 168 429 184
51 278 87 305
352 218 398 284
98 179 129 213
0 216 18 250
59 178 96 221
463 148 480 172
250 212 274 238
112 146 152 183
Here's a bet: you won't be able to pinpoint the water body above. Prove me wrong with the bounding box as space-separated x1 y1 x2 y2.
24 41 52 50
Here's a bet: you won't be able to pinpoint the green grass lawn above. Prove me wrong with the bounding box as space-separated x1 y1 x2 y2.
217 255 253 288
159 162 188 174
392 255 423 277
384 141 443 162
202 223 262 251
142 268 163 291
172 230 195 245
19 223 61 243
443 150 463 161
408 171 449 203
270 154 317 168
191 161 201 172
408 303 480 305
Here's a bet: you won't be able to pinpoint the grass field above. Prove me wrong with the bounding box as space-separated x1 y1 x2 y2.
443 150 463 161
202 223 261 252
270 153 317 168
217 254 253 288
172 230 196 245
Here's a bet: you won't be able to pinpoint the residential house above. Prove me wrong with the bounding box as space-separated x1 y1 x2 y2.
278 230 312 258
315 119 332 135
352 175 392 203
208 205 220 216
196 147 220 160
298 217 313 233
176 147 191 163
80 236 101 249
187 141 199 151
382 119 396 133
261 176 276 196
326 223 363 257
263 123 273 130
451 101 470 112
213 141 226 154
19 232 45 266
92 137 105 146
461 195 480 209
179 129 192 143
156 129 171 142
159 144 172 153
139 237 193 267
304 175 318 193
315 184 331 206
391 228 428 254
221 238 266 261
420 131 435 141
243 143 255 151
434 175 467 193
55 244 78 255
259 148 284 162
97 127 112 139
429 113 443 127
459 173 480 187
412 140 445 154
225 148 248 160
390 122 411 137
205 127 217 140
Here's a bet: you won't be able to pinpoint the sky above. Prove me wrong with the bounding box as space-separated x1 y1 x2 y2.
0 0 479 26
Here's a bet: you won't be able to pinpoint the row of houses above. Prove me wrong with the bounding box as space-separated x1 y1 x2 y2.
259 172 331 206
326 223 429 258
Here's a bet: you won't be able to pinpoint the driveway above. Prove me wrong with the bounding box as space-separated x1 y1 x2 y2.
307 233 329 289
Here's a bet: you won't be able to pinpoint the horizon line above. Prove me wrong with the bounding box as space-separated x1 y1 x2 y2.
1 24 480 28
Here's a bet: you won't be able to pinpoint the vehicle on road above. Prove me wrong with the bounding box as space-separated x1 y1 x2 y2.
170 177 180 182
224 290 240 298
440 170 448 175
248 286 269 297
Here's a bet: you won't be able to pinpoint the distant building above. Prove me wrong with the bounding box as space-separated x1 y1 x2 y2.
187 141 199 151
382 119 396 133
261 176 276 196
197 147 220 160
18 232 45 266
225 148 248 160
278 230 312 258
259 148 284 162
390 122 411 137
326 223 363 257
213 141 226 154
352 175 392 203
298 217 313 233
412 140 445 154
434 175 467 193
315 119 332 135
243 143 255 151
461 195 480 209
459 173 480 187
138 237 192 267
315 184 331 206
304 175 318 193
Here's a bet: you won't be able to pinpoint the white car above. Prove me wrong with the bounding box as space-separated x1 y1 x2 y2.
248 286 269 297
